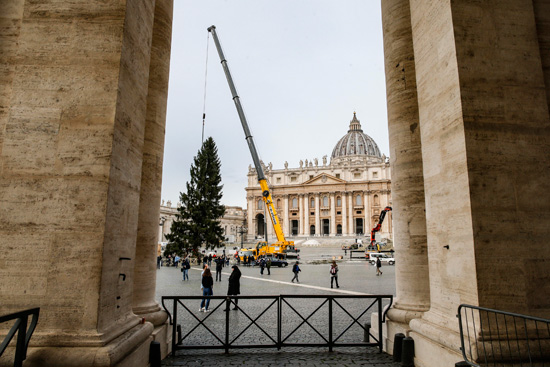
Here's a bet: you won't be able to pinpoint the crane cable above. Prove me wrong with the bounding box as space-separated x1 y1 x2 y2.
201 32 210 144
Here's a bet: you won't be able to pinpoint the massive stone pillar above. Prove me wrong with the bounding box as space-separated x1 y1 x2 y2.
380 1 430 352
0 1 166 366
132 0 173 359
405 1 550 366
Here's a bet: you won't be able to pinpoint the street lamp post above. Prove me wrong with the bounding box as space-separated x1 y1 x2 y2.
237 226 247 249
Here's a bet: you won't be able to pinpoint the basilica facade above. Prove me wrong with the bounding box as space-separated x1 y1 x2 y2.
246 113 392 242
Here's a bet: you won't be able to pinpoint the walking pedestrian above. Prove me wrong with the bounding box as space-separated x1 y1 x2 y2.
182 257 190 281
330 261 339 288
157 243 162 269
260 257 266 275
200 268 214 312
203 254 208 266
376 257 383 276
225 265 241 311
208 254 212 267
291 261 301 283
266 257 271 275
215 256 223 281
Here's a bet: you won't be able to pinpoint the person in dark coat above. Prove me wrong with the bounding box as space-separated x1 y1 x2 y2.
215 256 223 281
226 265 241 310
200 268 214 312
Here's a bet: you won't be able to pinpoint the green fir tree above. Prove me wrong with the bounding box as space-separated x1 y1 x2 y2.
165 137 226 256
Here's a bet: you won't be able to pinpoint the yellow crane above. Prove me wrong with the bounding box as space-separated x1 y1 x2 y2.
207 25 299 261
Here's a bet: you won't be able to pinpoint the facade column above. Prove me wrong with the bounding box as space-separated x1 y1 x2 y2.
283 195 289 237
329 193 336 235
247 196 255 239
298 194 303 235
341 193 348 236
364 191 370 237
314 194 320 237
348 193 354 235
380 0 430 350
304 194 309 236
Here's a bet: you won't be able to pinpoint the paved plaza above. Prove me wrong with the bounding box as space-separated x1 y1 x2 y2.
156 245 401 366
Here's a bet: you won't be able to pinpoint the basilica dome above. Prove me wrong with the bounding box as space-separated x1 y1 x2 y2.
331 112 382 159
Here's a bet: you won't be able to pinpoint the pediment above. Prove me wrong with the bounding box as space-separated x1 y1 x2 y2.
303 174 346 185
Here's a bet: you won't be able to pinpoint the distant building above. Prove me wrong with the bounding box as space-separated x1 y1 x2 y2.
158 200 246 245
245 113 392 241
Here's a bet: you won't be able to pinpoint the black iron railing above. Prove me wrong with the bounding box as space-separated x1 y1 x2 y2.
162 294 392 356
457 304 550 367
0 308 40 367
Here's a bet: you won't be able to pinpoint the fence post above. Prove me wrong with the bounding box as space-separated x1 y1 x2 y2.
328 297 333 352
277 296 282 350
14 315 27 367
172 299 177 357
225 297 230 354
378 297 383 353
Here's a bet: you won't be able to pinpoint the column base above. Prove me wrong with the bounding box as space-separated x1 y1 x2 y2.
408 317 463 367
5 323 154 367
151 320 172 359
133 304 168 327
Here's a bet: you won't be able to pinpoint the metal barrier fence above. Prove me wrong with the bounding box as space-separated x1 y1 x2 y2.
0 308 40 367
457 304 550 367
162 294 393 356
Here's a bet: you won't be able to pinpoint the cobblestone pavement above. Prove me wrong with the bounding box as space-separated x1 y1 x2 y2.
157 246 398 366
162 348 400 366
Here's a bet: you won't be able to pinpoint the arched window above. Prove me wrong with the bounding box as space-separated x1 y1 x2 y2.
336 196 342 207
356 194 362 206
374 194 380 206
277 199 281 209
292 197 298 208
310 197 315 208
257 199 263 210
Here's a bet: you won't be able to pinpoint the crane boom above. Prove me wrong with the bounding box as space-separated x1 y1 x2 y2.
207 25 289 246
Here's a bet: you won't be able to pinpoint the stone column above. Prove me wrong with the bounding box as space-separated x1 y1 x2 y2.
314 194 321 236
0 1 160 365
341 193 348 235
247 196 255 239
406 1 550 365
283 195 289 237
364 191 370 236
304 194 309 235
380 0 430 351
329 193 336 235
297 194 303 235
132 1 173 348
348 193 354 235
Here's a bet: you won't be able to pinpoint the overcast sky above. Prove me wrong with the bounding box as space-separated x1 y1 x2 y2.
161 1 389 208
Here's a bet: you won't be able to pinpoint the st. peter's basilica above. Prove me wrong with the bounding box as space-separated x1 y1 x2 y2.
245 112 392 242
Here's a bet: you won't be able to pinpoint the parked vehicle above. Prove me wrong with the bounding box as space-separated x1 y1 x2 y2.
252 257 288 268
365 252 395 265
342 243 363 250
